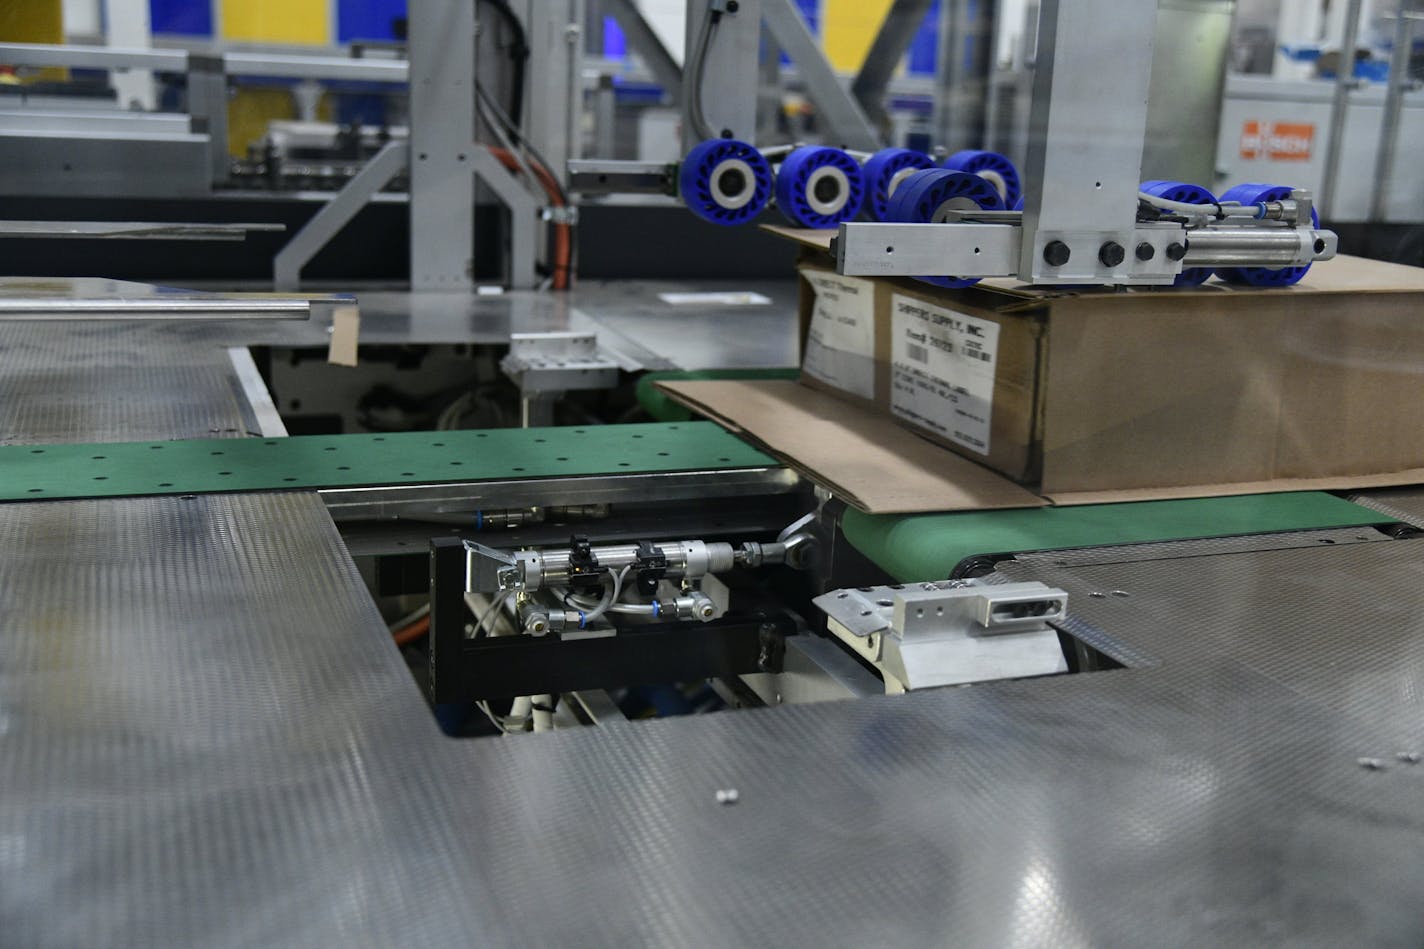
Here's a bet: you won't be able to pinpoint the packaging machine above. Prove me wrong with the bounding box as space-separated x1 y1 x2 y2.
5 0 1424 945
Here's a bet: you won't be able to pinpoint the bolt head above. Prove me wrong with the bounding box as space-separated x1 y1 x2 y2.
726 0 740 10
1042 240 1071 267
1135 242 1155 262
1166 242 1187 262
1098 241 1126 268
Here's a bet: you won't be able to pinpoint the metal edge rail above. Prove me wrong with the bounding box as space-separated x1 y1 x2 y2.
319 467 803 522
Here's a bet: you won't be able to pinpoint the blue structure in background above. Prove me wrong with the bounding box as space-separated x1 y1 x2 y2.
603 16 627 58
907 0 940 75
148 0 944 77
148 0 212 36
337 0 407 42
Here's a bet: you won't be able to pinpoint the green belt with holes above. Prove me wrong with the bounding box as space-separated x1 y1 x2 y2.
0 422 777 502
841 493 1392 583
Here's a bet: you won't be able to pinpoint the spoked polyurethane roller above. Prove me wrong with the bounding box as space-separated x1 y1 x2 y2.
1214 182 1320 286
887 168 1005 288
1140 180 1218 286
862 148 935 222
941 149 1022 209
678 138 774 226
774 146 866 229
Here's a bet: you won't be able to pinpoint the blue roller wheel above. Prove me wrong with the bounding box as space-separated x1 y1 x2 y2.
942 149 1022 208
774 146 866 228
887 168 1004 288
1141 179 1218 287
862 148 934 222
1214 183 1320 287
678 138 774 226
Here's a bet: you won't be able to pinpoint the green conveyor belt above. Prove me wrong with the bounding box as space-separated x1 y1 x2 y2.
843 492 1392 582
0 422 775 502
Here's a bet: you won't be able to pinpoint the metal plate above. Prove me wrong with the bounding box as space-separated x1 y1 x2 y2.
8 282 1424 945
0 423 774 502
1351 486 1424 528
0 322 259 444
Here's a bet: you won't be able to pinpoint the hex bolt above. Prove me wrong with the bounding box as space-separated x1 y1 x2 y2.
1098 241 1126 268
1135 242 1155 261
1042 240 1071 267
1166 242 1187 262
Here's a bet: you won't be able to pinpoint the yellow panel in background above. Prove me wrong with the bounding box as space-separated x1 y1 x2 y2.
221 0 329 45
821 0 896 73
0 0 65 81
227 87 296 156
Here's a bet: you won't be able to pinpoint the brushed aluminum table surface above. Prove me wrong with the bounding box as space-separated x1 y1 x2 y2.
5 310 1424 945
176 279 803 371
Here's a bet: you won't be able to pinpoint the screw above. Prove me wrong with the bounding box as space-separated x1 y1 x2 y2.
1135 242 1155 261
725 0 740 10
1098 241 1126 268
1166 242 1187 262
1358 757 1388 771
1397 752 1421 765
715 788 740 805
1042 240 1071 267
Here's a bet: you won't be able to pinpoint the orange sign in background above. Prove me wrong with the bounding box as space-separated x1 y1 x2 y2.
1240 121 1316 161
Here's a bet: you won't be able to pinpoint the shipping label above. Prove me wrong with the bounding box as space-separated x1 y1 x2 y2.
802 271 876 400
889 294 999 455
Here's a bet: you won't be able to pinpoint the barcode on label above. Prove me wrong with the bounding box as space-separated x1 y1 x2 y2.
906 343 929 364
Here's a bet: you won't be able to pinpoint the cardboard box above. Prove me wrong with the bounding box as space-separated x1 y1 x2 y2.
658 229 1424 513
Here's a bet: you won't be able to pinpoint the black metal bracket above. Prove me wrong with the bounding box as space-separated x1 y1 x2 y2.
566 533 601 591
430 537 794 703
634 539 667 595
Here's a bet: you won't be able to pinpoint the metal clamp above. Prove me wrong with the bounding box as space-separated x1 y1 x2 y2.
814 580 1069 692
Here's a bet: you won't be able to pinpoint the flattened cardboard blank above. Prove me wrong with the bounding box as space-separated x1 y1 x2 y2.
327 305 360 366
655 379 1044 514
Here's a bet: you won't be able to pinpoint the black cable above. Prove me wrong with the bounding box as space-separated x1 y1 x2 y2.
476 0 529 128
685 6 724 141
475 80 570 205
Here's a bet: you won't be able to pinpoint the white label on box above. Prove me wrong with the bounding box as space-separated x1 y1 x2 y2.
802 271 876 400
889 293 999 455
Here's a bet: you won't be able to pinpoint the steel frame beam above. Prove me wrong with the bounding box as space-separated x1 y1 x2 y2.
761 0 881 151
274 140 409 291
851 0 935 139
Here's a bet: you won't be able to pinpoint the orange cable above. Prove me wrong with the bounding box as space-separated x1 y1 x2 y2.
392 614 431 647
488 146 572 290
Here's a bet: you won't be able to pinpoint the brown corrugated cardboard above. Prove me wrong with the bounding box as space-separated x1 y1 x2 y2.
797 262 1044 481
656 233 1424 514
654 380 1045 513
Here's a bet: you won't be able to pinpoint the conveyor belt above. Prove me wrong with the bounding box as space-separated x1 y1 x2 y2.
0 422 773 501
842 492 1391 581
